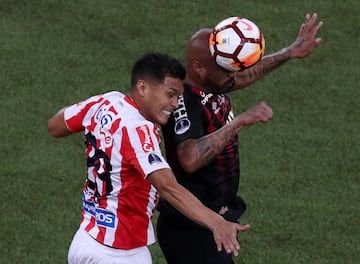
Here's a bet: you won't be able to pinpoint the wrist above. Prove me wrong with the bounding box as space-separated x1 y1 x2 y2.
274 47 292 63
207 213 225 232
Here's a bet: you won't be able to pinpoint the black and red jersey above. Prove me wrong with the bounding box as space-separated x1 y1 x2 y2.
159 83 245 223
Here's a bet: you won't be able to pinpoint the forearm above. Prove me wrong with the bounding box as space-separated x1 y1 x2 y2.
177 101 272 172
178 116 243 172
234 47 291 90
158 174 225 230
48 107 73 137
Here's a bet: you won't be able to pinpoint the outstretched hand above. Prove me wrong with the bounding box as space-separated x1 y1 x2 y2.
289 13 323 58
212 220 250 256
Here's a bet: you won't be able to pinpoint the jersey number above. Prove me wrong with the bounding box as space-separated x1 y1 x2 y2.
85 132 113 197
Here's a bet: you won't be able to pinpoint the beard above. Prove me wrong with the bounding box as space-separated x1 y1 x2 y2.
202 77 235 94
221 77 236 93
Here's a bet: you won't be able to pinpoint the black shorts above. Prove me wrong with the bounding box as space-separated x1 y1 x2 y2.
156 212 234 264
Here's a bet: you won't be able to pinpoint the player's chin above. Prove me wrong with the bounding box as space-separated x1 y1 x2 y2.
157 111 171 125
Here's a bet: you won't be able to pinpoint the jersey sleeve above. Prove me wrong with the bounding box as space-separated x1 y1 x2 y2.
163 92 207 146
63 94 103 133
121 122 170 178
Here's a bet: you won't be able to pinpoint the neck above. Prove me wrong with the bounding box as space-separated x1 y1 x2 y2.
184 75 212 93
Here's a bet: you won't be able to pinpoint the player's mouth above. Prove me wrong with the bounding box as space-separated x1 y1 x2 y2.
162 110 172 117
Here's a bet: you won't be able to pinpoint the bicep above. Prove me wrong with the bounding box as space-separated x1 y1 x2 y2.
176 138 198 169
147 168 178 197
147 168 195 213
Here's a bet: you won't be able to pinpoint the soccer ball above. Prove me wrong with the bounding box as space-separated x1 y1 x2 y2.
209 17 265 72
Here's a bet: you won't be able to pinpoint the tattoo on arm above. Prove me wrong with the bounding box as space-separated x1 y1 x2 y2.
273 48 292 63
234 47 292 89
252 48 292 77
192 124 237 166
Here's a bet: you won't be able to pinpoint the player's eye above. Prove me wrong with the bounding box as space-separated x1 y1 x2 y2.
167 92 176 99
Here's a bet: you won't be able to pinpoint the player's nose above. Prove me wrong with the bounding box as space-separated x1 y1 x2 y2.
171 96 179 109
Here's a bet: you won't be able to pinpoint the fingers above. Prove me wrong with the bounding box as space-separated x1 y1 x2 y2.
220 232 240 256
304 13 323 33
237 223 251 232
257 101 273 122
314 37 322 45
240 102 273 126
315 20 324 31
222 224 250 256
306 12 317 27
214 232 239 256
213 222 250 257
289 12 323 58
314 21 324 43
214 223 251 257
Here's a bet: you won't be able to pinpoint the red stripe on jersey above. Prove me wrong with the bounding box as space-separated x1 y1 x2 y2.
109 118 121 134
152 125 161 143
65 97 103 133
96 226 106 243
85 213 96 232
111 127 153 249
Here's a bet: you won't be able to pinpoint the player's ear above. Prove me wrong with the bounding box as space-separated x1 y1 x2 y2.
136 79 147 97
192 60 206 78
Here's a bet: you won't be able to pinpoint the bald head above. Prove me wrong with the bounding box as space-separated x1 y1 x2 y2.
185 28 213 69
184 28 236 94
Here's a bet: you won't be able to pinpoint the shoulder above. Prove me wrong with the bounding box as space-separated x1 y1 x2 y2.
102 91 125 101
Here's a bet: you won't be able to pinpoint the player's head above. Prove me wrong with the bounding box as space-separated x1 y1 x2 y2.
130 52 186 125
185 28 237 94
131 52 186 87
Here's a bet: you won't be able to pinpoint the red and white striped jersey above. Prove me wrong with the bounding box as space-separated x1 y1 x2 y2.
64 91 170 250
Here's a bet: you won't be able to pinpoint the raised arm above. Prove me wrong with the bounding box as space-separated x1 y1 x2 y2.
148 168 250 255
233 13 323 90
48 107 73 137
177 101 273 173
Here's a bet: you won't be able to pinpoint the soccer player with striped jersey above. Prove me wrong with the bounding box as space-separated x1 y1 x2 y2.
48 53 257 264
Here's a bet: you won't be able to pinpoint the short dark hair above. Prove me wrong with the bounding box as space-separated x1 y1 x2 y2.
131 52 186 87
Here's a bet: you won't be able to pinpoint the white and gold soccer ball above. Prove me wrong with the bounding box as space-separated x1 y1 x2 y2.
209 17 265 72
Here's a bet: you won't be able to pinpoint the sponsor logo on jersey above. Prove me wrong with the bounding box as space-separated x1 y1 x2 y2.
175 119 191 135
148 153 162 165
83 196 115 228
100 114 113 128
95 104 115 129
100 128 113 146
173 94 191 135
136 125 155 152
200 91 214 105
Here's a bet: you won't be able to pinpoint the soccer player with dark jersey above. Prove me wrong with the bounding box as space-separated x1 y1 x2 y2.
157 13 322 264
161 83 244 222
157 81 269 264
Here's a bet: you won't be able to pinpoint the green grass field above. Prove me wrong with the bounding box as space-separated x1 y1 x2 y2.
1 0 359 263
